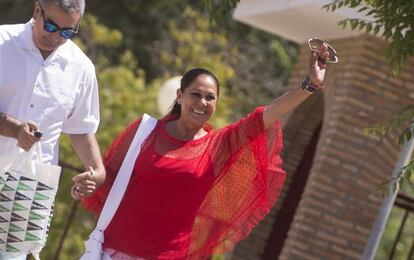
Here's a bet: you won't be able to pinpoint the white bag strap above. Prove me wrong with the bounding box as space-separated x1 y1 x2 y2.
80 114 157 260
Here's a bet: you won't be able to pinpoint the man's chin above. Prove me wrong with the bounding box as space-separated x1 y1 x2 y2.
38 39 62 52
39 45 57 52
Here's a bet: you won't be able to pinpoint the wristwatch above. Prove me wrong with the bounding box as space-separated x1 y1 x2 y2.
301 77 320 93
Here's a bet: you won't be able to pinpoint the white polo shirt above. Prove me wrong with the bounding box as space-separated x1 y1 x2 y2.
0 21 100 165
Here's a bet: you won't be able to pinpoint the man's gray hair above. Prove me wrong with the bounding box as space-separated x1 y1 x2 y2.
38 0 85 16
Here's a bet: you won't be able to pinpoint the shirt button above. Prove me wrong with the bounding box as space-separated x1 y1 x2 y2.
30 104 34 108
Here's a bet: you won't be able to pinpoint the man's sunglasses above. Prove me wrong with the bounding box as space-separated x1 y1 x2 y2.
39 5 78 39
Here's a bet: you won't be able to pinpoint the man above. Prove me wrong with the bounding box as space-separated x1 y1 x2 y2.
0 0 105 258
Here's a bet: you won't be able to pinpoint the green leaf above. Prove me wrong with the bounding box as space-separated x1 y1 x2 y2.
322 3 331 11
373 24 381 36
407 129 412 142
339 20 348 29
350 0 361 8
383 28 392 39
350 20 359 30
366 23 373 33
358 6 368 12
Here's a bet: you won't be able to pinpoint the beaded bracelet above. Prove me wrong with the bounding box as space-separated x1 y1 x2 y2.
301 77 320 93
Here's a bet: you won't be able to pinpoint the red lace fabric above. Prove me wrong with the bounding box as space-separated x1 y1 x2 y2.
82 107 285 259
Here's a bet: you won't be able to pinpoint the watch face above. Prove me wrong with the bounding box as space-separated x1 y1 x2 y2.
308 38 339 64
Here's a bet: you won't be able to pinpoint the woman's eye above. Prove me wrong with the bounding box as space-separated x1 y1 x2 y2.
191 93 201 98
206 95 216 101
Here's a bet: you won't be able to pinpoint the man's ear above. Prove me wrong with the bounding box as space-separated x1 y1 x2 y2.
33 2 40 19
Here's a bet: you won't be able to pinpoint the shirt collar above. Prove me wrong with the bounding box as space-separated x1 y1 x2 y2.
16 19 38 51
17 19 72 63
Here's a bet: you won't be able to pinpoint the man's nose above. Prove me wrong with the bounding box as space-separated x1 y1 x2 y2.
51 31 64 43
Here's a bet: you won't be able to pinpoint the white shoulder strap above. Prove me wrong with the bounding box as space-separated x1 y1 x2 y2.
80 114 157 260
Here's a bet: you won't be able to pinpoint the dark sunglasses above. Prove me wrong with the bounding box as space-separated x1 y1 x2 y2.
39 5 78 39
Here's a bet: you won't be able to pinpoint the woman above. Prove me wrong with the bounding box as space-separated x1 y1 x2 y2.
76 44 330 259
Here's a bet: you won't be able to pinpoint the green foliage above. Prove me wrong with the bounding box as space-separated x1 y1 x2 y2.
377 206 414 260
152 7 236 127
201 0 241 23
324 0 414 74
376 172 414 260
364 105 414 138
211 254 226 260
363 104 414 192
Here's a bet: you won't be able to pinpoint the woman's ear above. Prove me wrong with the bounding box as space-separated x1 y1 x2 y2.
176 89 182 104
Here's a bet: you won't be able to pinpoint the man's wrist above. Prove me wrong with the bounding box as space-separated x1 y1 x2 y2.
90 166 106 187
0 113 22 139
0 113 11 136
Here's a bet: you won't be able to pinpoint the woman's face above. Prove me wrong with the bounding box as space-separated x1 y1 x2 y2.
177 74 218 130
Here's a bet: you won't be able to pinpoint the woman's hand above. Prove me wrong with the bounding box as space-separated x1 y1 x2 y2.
308 43 329 86
263 41 332 129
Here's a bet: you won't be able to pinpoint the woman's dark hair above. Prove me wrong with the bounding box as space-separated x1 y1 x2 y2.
170 68 220 116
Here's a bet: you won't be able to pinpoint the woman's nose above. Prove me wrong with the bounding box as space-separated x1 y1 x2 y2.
199 98 207 105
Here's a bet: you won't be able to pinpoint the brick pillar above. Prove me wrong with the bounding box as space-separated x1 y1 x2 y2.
232 35 414 260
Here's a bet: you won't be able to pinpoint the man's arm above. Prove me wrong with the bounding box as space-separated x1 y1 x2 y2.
0 112 40 150
69 133 106 200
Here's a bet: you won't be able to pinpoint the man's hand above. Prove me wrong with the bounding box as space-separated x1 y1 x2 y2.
16 121 41 151
0 114 41 151
69 133 106 201
71 167 97 200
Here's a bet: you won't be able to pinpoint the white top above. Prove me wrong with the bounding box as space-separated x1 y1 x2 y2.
0 21 100 165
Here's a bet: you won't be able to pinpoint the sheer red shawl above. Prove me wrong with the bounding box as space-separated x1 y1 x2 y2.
82 107 285 259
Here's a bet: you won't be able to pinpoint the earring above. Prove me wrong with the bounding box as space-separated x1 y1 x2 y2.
176 100 181 105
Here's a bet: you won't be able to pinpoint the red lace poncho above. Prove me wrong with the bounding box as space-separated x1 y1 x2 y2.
82 107 285 259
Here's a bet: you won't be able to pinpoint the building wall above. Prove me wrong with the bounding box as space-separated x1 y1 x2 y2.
231 35 414 259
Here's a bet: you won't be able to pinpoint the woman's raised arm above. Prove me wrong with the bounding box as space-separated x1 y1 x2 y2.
263 43 329 129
